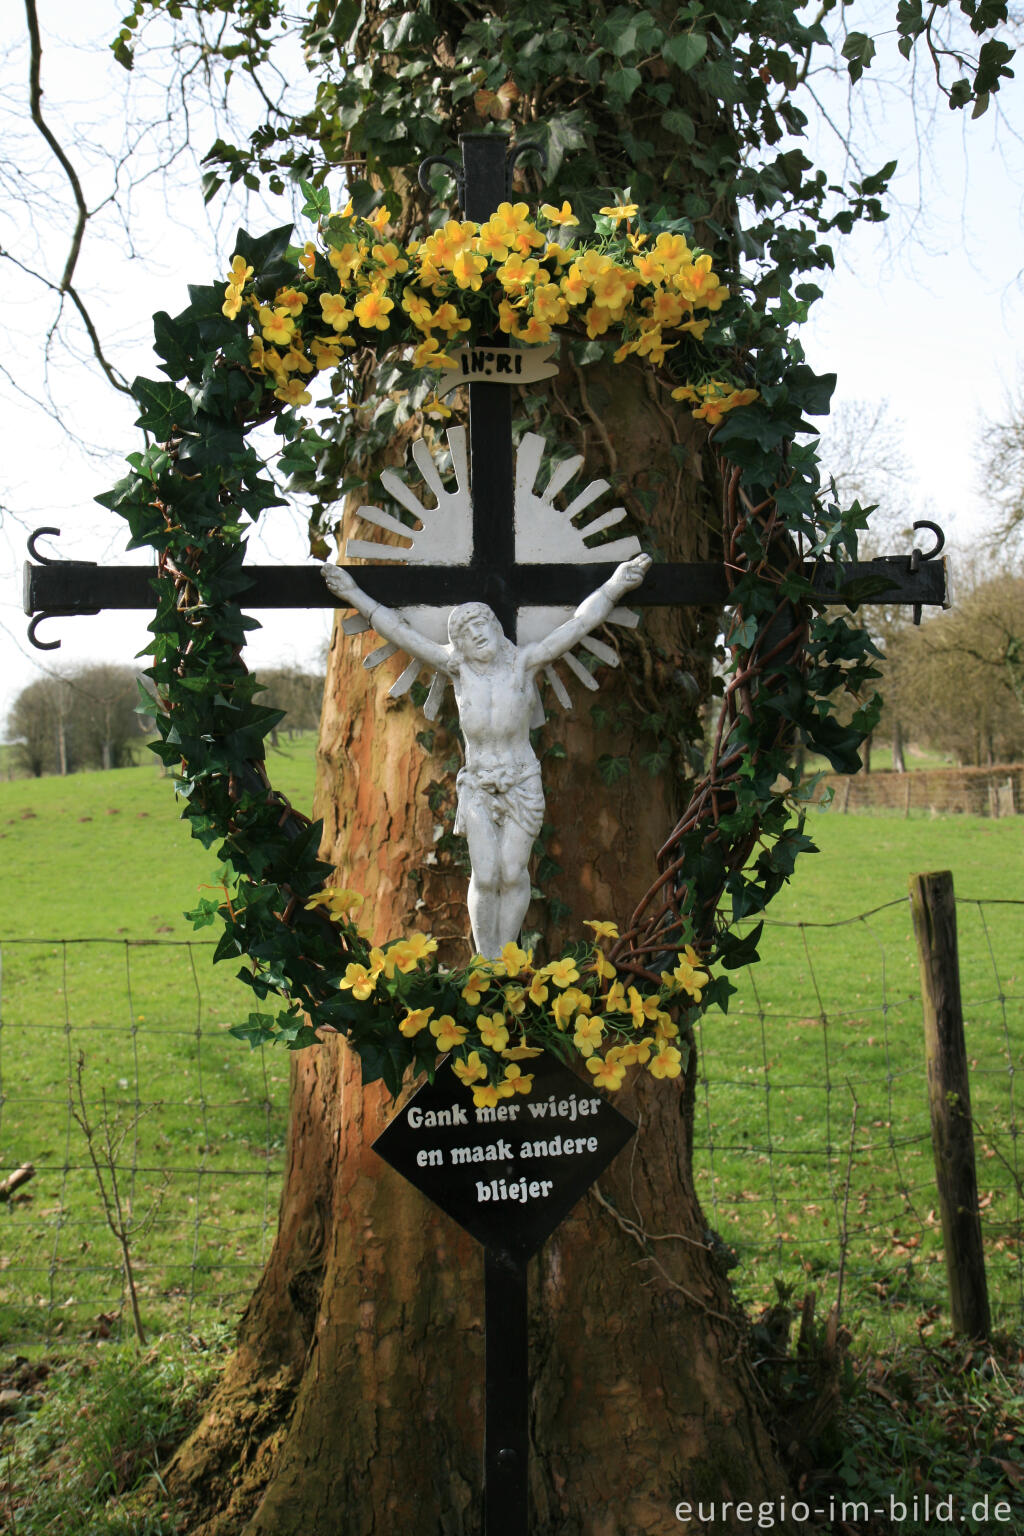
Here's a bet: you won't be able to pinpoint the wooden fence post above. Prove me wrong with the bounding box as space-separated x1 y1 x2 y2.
909 870 991 1338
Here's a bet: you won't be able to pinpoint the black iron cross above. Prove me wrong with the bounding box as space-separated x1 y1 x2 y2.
21 131 950 1536
23 132 948 651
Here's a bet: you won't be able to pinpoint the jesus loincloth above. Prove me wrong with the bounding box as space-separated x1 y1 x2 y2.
453 762 545 841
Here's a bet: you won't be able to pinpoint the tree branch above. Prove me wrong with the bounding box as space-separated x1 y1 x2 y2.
23 0 133 396
25 0 87 291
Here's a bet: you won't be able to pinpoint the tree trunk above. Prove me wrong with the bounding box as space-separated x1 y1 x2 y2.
163 4 795 1519
892 717 906 774
165 369 793 1533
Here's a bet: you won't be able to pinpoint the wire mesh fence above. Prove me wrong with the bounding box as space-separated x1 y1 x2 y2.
0 938 289 1343
0 893 1021 1346
694 893 1024 1339
820 766 1022 818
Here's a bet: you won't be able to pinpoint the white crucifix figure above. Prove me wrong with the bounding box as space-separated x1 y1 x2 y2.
322 427 650 959
322 556 649 958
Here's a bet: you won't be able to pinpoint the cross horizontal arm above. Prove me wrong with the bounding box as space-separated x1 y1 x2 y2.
24 554 950 623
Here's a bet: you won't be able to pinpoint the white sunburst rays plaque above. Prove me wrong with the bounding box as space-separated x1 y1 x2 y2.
341 425 643 725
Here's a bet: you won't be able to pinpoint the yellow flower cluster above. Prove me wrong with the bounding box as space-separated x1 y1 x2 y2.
670 379 760 426
219 198 756 424
450 928 711 1100
306 881 711 1099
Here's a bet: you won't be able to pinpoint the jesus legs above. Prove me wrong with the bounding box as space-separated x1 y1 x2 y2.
496 819 534 955
463 806 503 958
462 807 535 958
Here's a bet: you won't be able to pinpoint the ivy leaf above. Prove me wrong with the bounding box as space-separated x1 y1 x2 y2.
535 110 588 177
184 895 222 929
151 311 196 380
974 37 1015 98
728 877 767 922
784 365 836 418
842 31 877 83
896 0 926 55
281 1021 321 1051
964 0 1010 32
182 284 242 352
355 1040 387 1088
728 615 759 650
229 1012 278 1049
200 170 224 204
176 421 247 471
605 65 642 103
717 922 764 970
299 179 332 220
663 33 708 72
640 747 671 776
661 109 696 143
131 377 194 438
597 754 631 786
803 714 865 775
232 223 295 278
279 439 321 480
712 405 787 456
306 0 362 53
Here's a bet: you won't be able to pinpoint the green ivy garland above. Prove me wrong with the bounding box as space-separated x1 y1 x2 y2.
100 195 882 1099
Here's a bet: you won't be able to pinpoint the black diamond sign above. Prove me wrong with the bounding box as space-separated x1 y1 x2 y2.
372 1051 636 1264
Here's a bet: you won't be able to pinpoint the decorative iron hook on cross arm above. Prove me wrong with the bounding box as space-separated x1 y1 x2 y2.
22 528 99 651
22 516 950 650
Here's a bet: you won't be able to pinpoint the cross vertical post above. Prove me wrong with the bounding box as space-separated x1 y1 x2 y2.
373 1056 636 1536
461 133 518 640
484 1250 530 1536
457 130 531 1535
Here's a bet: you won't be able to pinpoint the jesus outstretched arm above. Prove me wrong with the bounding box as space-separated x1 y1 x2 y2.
321 563 452 676
520 553 651 672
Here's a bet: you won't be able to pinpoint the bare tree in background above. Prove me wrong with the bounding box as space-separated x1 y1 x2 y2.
979 377 1024 550
5 663 143 776
817 399 918 769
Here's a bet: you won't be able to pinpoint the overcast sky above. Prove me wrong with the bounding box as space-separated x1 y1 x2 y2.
2 1 1021 731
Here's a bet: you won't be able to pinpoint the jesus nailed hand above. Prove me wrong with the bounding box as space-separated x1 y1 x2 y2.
321 553 651 959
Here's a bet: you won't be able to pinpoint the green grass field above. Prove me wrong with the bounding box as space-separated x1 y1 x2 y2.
695 804 1024 1345
0 738 1021 1350
0 738 318 1345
